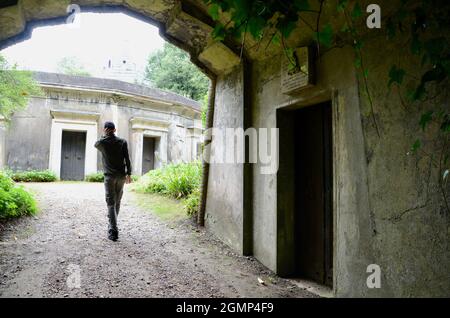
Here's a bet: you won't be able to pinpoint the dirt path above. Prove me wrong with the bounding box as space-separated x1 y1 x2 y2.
0 182 316 298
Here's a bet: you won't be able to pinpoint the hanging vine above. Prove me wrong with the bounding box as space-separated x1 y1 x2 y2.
203 0 449 211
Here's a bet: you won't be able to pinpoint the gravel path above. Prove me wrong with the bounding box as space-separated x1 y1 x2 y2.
0 182 316 298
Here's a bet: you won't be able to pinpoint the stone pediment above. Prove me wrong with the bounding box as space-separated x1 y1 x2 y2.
50 109 100 123
130 117 170 132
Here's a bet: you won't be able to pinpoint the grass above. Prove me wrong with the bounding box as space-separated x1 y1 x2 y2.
132 162 202 216
130 191 187 222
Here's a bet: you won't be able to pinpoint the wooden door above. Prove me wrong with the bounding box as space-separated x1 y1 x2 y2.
294 102 333 286
60 131 86 181
142 137 155 174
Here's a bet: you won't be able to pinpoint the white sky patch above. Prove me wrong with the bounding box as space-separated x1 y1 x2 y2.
0 12 165 78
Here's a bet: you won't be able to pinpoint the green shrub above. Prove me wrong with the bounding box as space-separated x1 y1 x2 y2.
0 172 37 219
133 162 202 216
7 170 57 182
184 189 201 216
131 175 140 182
135 162 202 199
85 172 140 183
85 172 104 182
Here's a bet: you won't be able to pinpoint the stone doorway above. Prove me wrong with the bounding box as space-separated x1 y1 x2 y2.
142 136 156 174
60 130 87 181
277 101 333 287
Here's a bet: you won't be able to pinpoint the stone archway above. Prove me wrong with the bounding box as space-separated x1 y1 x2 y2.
0 0 253 289
0 0 241 78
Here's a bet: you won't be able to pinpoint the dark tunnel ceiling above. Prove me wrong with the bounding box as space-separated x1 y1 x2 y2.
0 1 18 9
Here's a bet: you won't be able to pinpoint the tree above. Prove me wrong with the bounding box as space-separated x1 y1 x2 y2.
57 56 91 77
0 54 42 121
144 43 209 102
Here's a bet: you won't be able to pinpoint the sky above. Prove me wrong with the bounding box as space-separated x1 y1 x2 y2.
0 12 165 80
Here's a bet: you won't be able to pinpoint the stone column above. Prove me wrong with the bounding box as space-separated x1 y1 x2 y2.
0 116 6 169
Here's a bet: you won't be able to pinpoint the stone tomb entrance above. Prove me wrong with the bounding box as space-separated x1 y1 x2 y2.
142 136 157 174
277 101 333 287
60 130 87 181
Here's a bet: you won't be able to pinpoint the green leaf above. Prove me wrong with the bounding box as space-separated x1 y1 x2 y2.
315 24 333 48
212 23 226 41
388 65 406 88
351 3 363 19
411 139 421 153
278 18 296 38
208 3 220 21
419 111 433 131
248 16 266 39
363 69 369 78
337 0 348 12
271 33 281 45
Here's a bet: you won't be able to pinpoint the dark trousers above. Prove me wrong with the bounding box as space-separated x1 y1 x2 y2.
104 175 126 234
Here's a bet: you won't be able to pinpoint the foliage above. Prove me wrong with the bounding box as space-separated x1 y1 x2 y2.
57 56 92 77
85 172 140 183
0 54 43 121
0 172 37 219
144 43 210 101
203 0 449 211
5 170 58 183
184 189 201 216
133 162 202 216
85 172 105 182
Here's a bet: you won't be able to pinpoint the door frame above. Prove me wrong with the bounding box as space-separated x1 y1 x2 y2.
130 117 169 175
276 98 337 292
60 130 87 181
142 136 157 175
49 110 99 179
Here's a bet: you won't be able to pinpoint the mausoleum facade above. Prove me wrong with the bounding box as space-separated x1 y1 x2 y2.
0 72 203 180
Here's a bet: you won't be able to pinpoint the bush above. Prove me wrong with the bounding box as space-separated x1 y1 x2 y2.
0 172 37 219
184 189 201 216
7 170 57 182
85 172 104 182
134 162 202 215
135 162 202 199
85 172 140 183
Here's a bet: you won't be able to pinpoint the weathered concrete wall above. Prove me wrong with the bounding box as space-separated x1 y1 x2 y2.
251 37 449 297
205 65 245 253
0 117 7 168
6 97 53 171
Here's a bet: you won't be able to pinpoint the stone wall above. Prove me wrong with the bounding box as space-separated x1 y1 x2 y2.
3 72 202 176
249 37 449 297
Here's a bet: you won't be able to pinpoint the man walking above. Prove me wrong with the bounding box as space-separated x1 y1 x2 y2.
95 122 132 241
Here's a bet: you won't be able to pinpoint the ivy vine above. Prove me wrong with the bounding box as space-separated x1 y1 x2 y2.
203 0 449 211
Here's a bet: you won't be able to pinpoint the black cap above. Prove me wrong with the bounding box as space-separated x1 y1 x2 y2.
104 121 115 130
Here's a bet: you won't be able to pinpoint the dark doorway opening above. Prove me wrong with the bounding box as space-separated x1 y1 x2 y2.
60 131 86 181
142 136 156 174
277 101 333 287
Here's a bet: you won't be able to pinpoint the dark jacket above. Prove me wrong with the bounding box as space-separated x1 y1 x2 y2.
95 134 132 176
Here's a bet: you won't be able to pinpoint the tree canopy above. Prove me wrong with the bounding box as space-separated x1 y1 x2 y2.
57 56 91 77
144 43 209 102
0 54 42 121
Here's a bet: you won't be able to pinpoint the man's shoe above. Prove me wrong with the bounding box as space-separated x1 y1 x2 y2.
108 230 118 241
